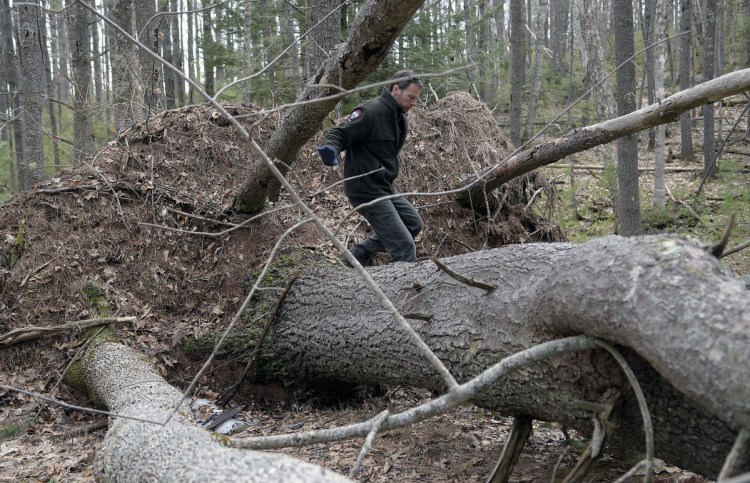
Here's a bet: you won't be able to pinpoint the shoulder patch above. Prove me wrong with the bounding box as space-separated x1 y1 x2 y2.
345 108 364 122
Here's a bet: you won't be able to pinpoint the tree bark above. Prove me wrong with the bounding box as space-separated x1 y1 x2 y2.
78 338 351 482
455 68 750 211
18 0 45 187
652 0 667 209
112 0 142 133
703 0 717 177
509 0 525 146
233 0 425 214
678 0 693 158
66 0 95 162
614 0 641 234
257 235 750 478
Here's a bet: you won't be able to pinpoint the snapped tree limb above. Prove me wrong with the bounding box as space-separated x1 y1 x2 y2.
456 68 750 209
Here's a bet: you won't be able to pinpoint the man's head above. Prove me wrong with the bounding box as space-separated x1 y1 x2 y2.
389 70 422 113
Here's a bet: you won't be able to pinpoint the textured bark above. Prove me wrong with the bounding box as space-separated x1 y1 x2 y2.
18 0 45 188
508 0 525 146
112 0 142 133
66 0 95 162
678 0 693 158
703 0 718 177
233 0 425 213
79 338 351 482
307 0 341 74
262 235 750 478
614 0 641 234
455 68 750 210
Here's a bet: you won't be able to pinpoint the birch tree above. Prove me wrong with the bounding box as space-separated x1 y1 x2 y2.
653 0 667 208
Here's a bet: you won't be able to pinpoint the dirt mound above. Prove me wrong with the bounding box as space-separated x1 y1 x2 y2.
0 92 562 410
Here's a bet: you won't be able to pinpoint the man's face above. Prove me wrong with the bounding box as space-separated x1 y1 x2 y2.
391 83 421 113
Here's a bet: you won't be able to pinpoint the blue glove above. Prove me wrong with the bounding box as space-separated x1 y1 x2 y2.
317 145 339 167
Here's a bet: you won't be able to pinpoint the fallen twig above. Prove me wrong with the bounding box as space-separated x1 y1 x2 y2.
431 257 495 293
348 410 389 478
0 317 137 347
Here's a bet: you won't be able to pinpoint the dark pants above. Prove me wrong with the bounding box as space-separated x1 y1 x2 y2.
350 195 423 262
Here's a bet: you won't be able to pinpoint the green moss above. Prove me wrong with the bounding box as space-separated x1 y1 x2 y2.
82 279 111 317
9 219 26 268
181 247 331 389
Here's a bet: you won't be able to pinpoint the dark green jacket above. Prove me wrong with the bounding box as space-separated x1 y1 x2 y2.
323 88 408 200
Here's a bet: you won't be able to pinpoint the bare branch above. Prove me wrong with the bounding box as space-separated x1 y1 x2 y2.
0 317 136 347
232 335 598 450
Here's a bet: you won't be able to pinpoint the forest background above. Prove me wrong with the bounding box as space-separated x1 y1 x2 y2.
2 0 750 481
1 0 749 208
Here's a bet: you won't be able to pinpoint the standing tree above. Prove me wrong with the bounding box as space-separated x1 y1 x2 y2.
66 0 95 162
679 0 693 159
614 0 641 234
652 0 667 209
1 0 24 191
509 0 525 146
135 0 158 113
524 0 548 141
17 0 45 188
201 0 215 97
112 0 142 133
307 0 342 74
703 0 718 178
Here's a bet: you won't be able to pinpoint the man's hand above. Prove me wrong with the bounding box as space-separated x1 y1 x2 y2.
317 146 339 167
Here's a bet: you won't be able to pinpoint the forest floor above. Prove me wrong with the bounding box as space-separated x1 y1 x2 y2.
1 94 749 482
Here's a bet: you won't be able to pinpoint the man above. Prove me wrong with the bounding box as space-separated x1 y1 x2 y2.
317 70 423 267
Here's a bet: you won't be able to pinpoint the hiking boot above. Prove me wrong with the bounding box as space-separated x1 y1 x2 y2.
345 244 373 267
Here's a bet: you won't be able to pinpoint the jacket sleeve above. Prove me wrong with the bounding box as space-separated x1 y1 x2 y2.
322 107 374 153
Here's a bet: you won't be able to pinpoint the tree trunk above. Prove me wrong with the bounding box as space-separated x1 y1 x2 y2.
614 0 641 235
575 0 616 123
161 0 176 110
18 0 45 187
66 0 95 162
77 339 351 482
509 0 525 146
135 0 158 114
1 0 24 191
455 68 750 211
679 0 693 158
703 0 717 178
652 0 667 209
0 0 10 144
307 0 341 74
39 2 61 174
112 0 142 133
201 0 214 97
524 0 548 142
254 235 750 478
233 0 426 214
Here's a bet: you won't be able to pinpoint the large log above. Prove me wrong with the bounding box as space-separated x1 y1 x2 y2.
256 234 749 478
79 337 351 482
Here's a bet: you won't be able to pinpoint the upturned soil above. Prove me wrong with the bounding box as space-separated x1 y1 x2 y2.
2 91 747 482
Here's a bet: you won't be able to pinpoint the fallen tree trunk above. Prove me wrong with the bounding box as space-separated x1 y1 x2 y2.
251 234 749 478
77 336 351 482
456 68 750 209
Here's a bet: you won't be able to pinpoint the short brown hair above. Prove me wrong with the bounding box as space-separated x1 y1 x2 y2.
390 70 422 90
